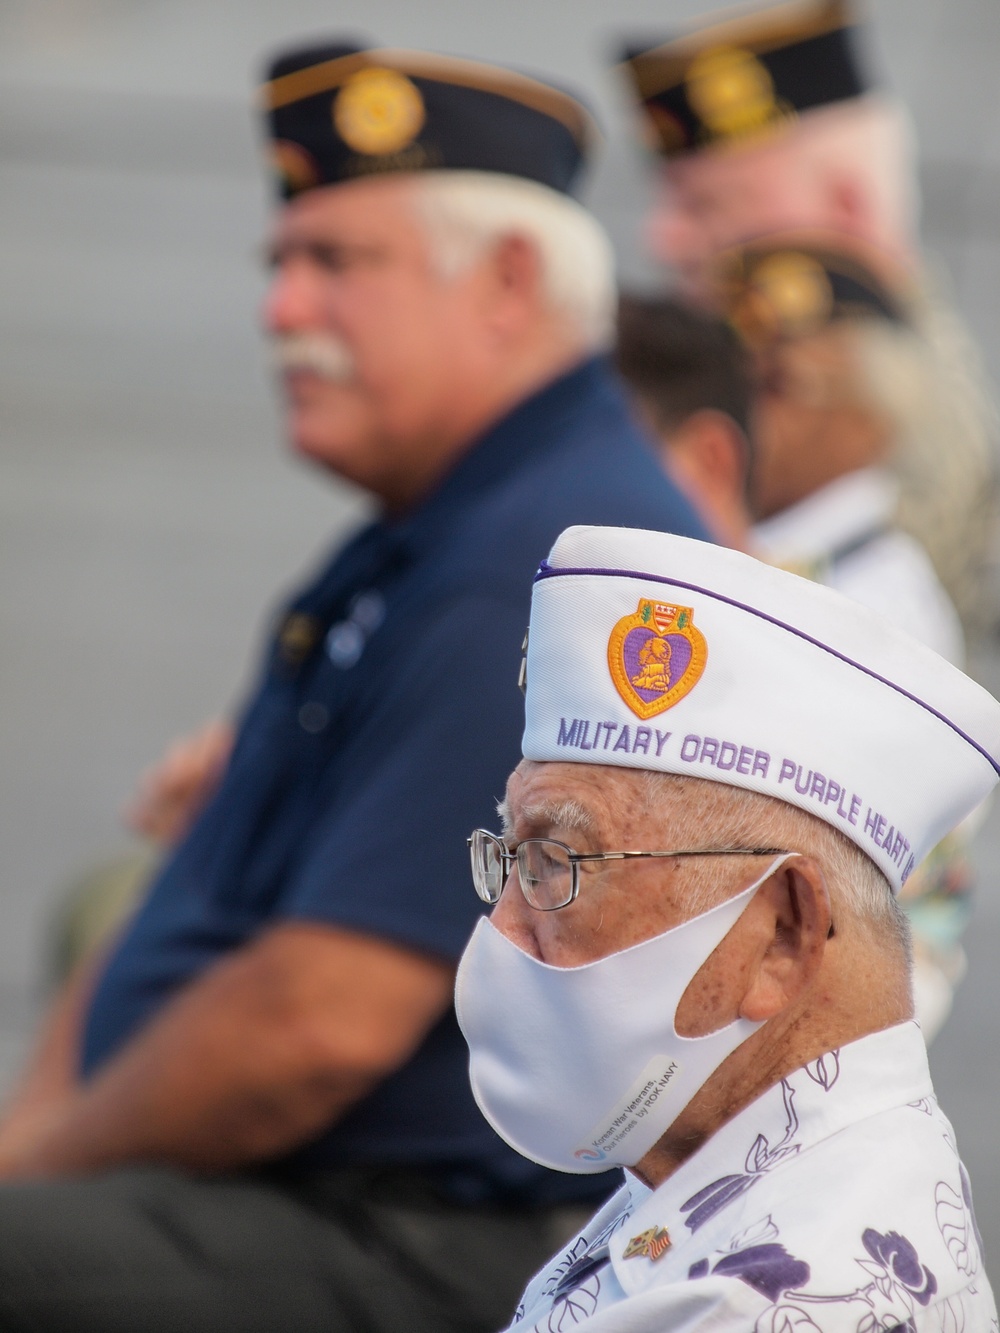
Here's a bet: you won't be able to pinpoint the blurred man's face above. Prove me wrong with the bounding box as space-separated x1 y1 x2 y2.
650 139 816 299
749 326 891 520
263 175 495 509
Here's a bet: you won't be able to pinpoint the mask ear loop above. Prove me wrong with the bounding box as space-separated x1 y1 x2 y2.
668 851 799 1044
613 852 806 1169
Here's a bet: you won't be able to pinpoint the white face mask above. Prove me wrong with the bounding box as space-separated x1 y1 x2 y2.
455 854 791 1175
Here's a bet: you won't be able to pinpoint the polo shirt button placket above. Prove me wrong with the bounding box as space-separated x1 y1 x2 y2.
298 701 330 734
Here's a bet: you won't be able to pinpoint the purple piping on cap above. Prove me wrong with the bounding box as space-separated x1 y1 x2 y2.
533 562 1000 778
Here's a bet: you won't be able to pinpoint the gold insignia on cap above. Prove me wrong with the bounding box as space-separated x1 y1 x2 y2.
730 251 835 343
685 45 790 143
270 140 320 194
333 66 426 156
623 1226 672 1261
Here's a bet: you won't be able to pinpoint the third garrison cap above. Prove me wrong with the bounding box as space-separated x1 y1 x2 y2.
261 40 596 200
619 0 868 159
711 231 911 345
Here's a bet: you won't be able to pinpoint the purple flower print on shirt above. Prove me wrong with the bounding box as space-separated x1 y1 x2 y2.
713 1245 812 1303
689 1244 812 1303
804 1050 840 1091
861 1230 937 1306
533 1274 602 1331
682 1082 801 1233
685 1213 947 1333
682 1173 762 1233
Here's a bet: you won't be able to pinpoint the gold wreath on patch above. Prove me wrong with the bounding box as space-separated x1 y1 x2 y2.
685 45 789 142
334 67 426 156
607 598 708 720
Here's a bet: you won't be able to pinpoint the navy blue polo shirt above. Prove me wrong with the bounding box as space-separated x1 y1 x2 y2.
82 357 708 1204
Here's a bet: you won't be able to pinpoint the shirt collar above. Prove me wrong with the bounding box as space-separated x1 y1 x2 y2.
294 355 615 621
752 467 898 566
381 355 614 559
607 1023 932 1297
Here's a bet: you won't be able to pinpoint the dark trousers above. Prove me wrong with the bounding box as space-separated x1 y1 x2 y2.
0 1165 588 1332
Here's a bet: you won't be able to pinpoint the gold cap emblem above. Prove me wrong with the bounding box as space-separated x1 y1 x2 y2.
686 45 788 142
730 251 835 343
334 67 426 156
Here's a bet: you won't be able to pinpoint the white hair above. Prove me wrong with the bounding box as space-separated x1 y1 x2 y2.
637 770 910 955
408 170 617 351
852 302 999 628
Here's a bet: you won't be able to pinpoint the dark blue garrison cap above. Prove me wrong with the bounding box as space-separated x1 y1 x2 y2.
712 231 910 346
261 41 596 200
619 0 869 159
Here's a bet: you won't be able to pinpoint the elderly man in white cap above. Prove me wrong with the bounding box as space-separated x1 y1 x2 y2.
456 525 999 1331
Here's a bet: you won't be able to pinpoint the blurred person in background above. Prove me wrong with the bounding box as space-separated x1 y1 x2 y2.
616 268 970 1042
717 236 964 667
0 40 706 1333
616 294 754 550
618 0 999 639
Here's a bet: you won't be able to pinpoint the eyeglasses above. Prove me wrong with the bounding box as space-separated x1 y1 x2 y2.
467 829 788 912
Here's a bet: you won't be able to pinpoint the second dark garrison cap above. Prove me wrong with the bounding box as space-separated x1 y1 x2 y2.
713 233 909 346
620 0 868 158
261 42 596 200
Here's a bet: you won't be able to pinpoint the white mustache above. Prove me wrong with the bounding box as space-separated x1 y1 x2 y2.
271 333 356 384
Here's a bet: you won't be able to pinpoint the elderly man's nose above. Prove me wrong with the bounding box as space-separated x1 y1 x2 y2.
262 262 321 334
489 871 542 956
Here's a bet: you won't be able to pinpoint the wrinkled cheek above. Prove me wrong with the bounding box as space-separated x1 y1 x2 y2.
674 966 721 1038
534 907 619 968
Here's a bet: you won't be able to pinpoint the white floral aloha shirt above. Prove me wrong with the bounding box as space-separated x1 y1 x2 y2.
505 1023 995 1332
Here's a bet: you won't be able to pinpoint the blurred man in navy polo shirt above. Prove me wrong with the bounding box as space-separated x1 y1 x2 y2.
0 39 705 1333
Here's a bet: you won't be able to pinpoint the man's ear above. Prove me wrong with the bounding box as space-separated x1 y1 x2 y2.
487 233 543 325
826 174 870 232
663 410 752 549
739 856 832 1022
668 410 749 497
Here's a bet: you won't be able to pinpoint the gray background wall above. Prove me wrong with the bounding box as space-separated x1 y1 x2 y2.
2 0 1000 1281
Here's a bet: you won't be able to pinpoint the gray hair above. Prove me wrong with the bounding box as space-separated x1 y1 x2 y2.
408 171 617 351
853 304 999 633
636 770 911 958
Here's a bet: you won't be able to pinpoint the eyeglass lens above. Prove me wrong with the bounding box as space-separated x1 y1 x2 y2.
469 831 575 911
470 830 506 904
517 840 573 911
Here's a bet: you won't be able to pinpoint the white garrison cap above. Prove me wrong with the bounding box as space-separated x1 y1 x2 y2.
522 527 1000 892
